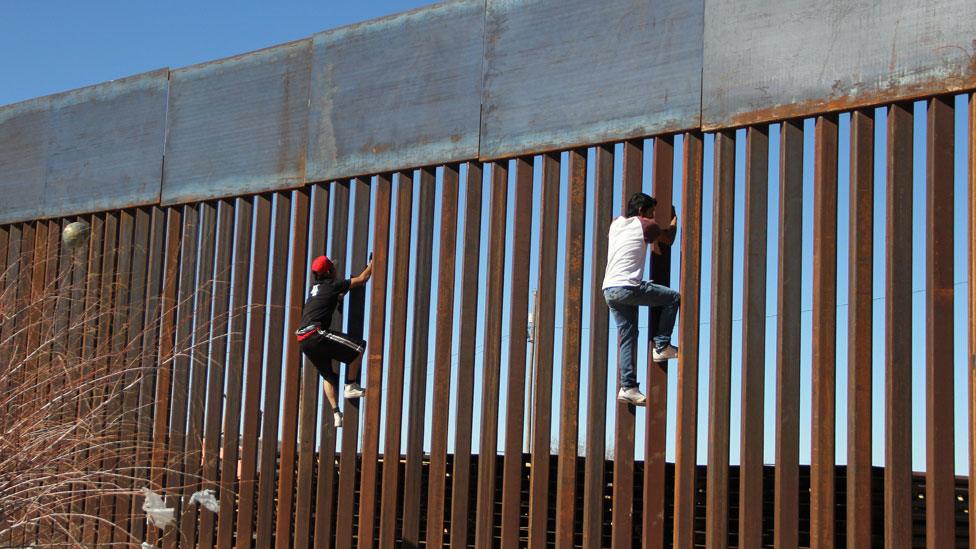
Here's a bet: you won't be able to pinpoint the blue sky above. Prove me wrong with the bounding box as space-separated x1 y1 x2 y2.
4 2 970 475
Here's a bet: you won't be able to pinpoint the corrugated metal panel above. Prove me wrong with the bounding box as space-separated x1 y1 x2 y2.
702 0 976 128
479 0 703 159
305 0 484 182
161 40 311 205
0 70 168 225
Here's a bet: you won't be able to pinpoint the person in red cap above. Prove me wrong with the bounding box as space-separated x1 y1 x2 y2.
296 254 373 428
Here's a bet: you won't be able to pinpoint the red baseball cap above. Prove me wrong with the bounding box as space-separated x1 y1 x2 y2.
311 255 334 276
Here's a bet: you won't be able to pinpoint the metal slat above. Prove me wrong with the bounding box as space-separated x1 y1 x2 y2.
884 102 913 549
582 145 613 549
811 114 838 549
199 199 236 549
611 139 642 549
178 202 217 547
274 188 311 549
357 174 392 549
216 197 254 549
234 194 272 549
294 184 329 549
738 126 769 549
501 157 533 547
313 181 348 548
403 168 437 546
334 177 372 546
673 132 704 548
969 92 976 549
847 110 874 548
379 171 415 548
474 161 508 549
705 130 735 549
643 136 674 549
254 192 292 548
449 163 484 549
774 121 803 549
426 164 461 549
925 95 955 547
147 208 180 548
555 148 586 547
528 153 560 549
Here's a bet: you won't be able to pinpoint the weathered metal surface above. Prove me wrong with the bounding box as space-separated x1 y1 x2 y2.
847 110 874 548
403 168 436 546
555 149 586 548
925 95 955 548
774 120 803 549
379 171 414 548
702 0 976 128
643 137 672 549
739 126 768 549
528 153 559 549
358 174 392 549
254 193 292 548
474 161 508 549
884 103 913 549
705 131 735 548
481 0 702 159
296 184 327 549
306 1 483 182
501 157 533 547
811 115 838 549
673 132 703 548
611 140 641 549
234 194 272 549
275 188 311 548
425 165 460 549
450 162 483 549
314 181 346 549
335 177 369 547
216 197 254 549
161 42 311 205
0 70 168 225
581 144 613 549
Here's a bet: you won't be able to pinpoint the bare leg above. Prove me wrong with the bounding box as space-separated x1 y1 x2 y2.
322 368 340 411
345 352 364 384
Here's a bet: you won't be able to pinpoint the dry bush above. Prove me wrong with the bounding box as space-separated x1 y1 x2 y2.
0 239 234 548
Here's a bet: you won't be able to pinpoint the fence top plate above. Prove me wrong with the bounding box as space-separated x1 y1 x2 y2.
161 39 312 205
479 0 703 159
702 0 976 128
0 69 168 225
306 0 484 182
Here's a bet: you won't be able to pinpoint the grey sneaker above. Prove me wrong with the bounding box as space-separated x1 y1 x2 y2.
617 386 647 406
333 410 343 428
344 382 365 399
652 344 679 362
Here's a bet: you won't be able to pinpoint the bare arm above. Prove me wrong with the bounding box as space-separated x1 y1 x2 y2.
349 260 373 289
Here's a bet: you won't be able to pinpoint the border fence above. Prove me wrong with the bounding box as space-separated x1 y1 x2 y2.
1 0 974 547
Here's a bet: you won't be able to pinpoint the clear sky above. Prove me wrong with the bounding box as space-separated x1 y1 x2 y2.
3 2 970 476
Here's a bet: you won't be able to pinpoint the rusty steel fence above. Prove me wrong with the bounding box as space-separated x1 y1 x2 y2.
2 1 976 549
1 95 975 548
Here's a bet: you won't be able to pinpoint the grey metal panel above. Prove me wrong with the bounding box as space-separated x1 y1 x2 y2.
306 0 484 181
703 0 976 129
0 70 168 225
480 0 703 159
161 40 311 205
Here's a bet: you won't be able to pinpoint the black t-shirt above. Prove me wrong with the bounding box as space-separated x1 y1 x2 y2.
299 276 351 329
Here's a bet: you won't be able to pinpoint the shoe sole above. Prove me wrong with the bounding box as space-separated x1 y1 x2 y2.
344 391 365 399
616 396 647 407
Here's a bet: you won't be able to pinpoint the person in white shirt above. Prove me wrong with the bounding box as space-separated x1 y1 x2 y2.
602 192 680 406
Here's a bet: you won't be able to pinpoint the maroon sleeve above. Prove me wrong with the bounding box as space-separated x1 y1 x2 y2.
640 216 676 246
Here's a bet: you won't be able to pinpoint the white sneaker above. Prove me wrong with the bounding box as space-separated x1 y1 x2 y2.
344 383 365 399
617 386 647 406
333 410 343 428
652 344 679 362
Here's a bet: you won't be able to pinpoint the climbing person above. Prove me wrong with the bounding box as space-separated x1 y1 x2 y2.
602 192 680 406
295 254 373 427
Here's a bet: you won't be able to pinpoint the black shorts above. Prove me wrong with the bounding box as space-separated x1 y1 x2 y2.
299 329 366 378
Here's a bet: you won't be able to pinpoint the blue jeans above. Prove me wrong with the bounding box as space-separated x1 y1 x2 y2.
604 282 680 389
